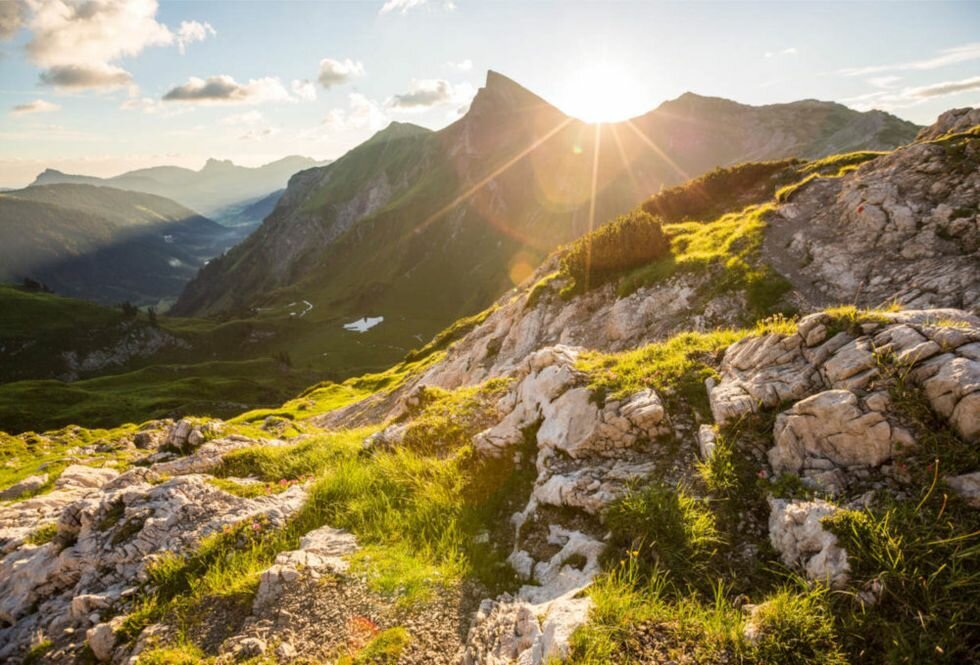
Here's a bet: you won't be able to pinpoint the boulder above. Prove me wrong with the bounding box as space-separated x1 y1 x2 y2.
770 390 895 475
768 497 849 588
0 474 47 501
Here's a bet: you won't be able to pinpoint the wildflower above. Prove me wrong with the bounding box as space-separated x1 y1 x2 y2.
251 522 261 531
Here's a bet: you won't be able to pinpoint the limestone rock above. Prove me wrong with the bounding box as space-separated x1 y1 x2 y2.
0 474 47 501
946 472 980 508
770 390 895 475
768 497 849 588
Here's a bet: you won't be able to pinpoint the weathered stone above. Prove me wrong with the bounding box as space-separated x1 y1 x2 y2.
768 498 849 588
770 390 895 474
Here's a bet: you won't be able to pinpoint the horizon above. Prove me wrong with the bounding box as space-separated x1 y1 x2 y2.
1 1 979 187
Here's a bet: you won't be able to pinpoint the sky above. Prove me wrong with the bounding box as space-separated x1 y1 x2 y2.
0 0 978 188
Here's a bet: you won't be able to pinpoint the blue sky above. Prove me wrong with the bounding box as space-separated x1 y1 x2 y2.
0 0 978 187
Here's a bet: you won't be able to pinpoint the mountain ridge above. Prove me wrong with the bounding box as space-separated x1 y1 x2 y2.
171 70 921 378
29 155 327 219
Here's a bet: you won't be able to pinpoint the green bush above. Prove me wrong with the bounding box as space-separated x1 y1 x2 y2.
560 210 670 294
642 159 801 222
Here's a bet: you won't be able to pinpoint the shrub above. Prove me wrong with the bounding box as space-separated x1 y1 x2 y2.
559 210 670 294
643 159 801 222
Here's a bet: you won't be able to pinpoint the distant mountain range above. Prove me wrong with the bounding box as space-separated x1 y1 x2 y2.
172 70 920 373
30 156 324 220
0 184 237 306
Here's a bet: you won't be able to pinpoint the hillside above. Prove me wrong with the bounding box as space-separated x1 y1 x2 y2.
172 71 919 378
31 156 323 220
0 110 975 665
0 184 245 306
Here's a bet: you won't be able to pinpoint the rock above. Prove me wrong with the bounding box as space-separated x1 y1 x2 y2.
946 472 980 508
276 641 298 660
0 474 47 501
253 526 359 611
537 387 601 457
920 357 980 441
770 390 896 476
54 465 118 490
236 636 267 658
619 389 666 434
86 621 117 661
768 497 849 588
698 425 717 461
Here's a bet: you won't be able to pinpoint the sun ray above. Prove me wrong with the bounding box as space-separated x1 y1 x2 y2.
409 116 575 237
584 121 602 292
625 119 691 182
609 122 644 199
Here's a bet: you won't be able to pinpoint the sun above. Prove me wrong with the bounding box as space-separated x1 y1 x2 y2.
558 62 649 124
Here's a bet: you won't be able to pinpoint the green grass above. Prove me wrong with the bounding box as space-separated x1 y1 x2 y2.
605 482 722 585
642 159 802 222
23 640 54 665
26 522 59 546
338 627 412 665
0 359 317 434
577 329 745 417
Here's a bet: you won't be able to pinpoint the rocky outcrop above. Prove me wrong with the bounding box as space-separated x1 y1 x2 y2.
768 497 849 588
765 126 979 311
0 454 306 662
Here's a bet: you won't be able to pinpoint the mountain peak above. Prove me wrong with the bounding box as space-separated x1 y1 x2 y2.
468 70 560 117
201 158 236 173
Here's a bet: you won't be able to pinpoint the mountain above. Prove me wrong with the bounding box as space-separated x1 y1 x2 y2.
172 71 920 373
0 184 238 306
30 155 324 220
0 112 976 665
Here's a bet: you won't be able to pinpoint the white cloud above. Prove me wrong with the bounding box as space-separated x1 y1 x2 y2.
291 79 317 101
903 75 980 99
162 75 294 105
323 93 388 132
839 42 980 77
379 0 427 14
764 47 798 59
176 20 215 55
868 76 902 89
843 74 980 112
446 58 472 72
27 0 173 89
0 0 25 39
120 96 161 113
39 62 132 89
318 58 365 89
386 78 475 111
379 0 456 14
222 110 264 126
239 127 281 141
10 98 60 115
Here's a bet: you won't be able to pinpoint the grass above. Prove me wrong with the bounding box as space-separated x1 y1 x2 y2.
0 359 317 435
399 378 511 454
26 522 59 546
641 159 802 222
605 482 722 585
338 626 411 665
0 424 135 498
122 383 533 649
576 329 745 417
23 640 54 665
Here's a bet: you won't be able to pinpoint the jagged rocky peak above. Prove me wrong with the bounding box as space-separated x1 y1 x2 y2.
917 106 980 140
467 69 561 117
